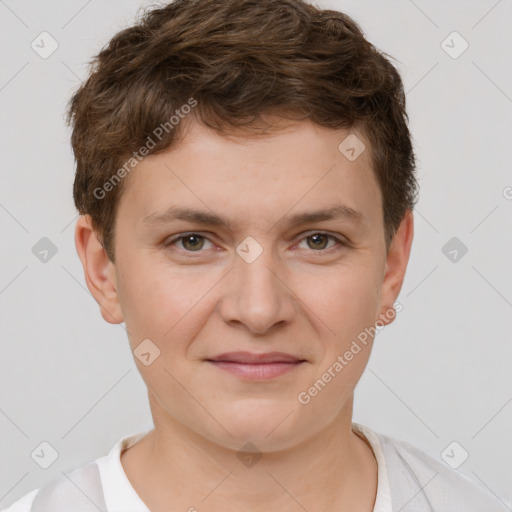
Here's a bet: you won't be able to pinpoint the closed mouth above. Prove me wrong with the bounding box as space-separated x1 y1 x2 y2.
206 351 305 364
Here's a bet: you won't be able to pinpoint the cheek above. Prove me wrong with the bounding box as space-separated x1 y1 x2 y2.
117 258 220 353
305 263 381 338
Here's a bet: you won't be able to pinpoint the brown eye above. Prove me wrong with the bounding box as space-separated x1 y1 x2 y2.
180 234 205 251
306 233 330 250
164 233 214 253
298 232 345 252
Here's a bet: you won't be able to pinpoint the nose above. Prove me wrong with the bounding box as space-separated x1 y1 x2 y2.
218 241 296 335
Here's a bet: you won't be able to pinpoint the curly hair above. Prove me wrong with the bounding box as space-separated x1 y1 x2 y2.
66 0 419 262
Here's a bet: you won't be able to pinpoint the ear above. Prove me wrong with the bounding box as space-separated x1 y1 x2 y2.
74 215 123 324
376 209 414 326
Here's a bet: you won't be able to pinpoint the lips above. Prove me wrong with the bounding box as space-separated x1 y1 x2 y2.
206 351 305 364
206 351 306 380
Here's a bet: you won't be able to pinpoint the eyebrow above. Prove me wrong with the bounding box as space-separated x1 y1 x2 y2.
143 204 365 232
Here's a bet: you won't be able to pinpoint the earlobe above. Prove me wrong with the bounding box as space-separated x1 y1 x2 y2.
74 215 124 324
376 209 414 326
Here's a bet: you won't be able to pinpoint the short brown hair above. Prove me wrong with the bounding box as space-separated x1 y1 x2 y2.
66 0 419 262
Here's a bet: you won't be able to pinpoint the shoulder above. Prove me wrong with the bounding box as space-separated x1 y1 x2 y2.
2 430 149 512
1 461 105 512
375 429 512 511
1 489 38 512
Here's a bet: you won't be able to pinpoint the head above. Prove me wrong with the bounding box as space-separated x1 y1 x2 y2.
70 0 418 450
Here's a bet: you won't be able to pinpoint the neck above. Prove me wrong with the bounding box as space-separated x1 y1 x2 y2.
121 394 378 511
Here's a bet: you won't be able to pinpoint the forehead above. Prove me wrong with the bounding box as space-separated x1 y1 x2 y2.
117 118 382 233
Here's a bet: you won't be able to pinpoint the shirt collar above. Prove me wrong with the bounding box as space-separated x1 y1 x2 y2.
352 422 393 512
96 428 152 512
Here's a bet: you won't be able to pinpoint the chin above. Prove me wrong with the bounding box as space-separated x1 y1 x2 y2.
212 400 305 450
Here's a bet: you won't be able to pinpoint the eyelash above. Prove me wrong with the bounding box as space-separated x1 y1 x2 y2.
163 231 347 256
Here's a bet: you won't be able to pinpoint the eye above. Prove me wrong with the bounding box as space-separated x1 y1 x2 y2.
295 232 346 252
164 233 214 252
163 231 347 257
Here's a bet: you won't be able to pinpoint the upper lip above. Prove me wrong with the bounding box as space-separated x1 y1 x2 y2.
207 351 305 364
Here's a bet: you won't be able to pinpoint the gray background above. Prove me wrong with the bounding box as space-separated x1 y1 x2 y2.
1 0 511 508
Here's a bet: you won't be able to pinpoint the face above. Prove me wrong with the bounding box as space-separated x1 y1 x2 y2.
77 117 413 451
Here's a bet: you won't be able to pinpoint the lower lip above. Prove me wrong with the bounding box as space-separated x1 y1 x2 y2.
207 361 304 380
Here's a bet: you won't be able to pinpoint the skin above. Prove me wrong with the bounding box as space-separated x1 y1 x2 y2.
75 116 414 511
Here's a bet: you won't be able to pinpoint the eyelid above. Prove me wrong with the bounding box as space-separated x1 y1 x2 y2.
163 231 214 248
295 229 348 243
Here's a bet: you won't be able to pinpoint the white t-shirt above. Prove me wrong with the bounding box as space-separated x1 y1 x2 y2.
3 422 509 511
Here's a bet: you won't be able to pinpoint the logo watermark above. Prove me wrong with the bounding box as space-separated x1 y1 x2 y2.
297 302 402 405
